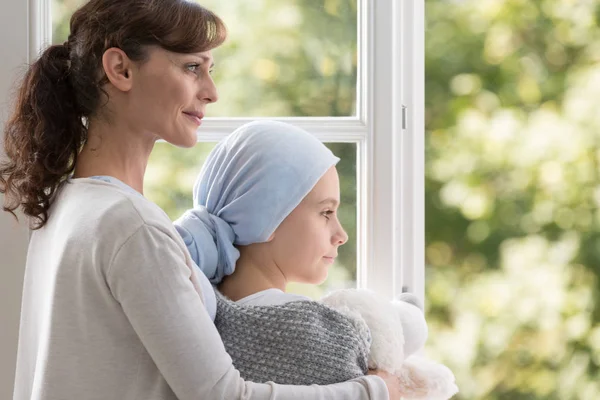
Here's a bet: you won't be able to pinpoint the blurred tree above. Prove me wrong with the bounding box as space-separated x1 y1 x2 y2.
425 0 600 398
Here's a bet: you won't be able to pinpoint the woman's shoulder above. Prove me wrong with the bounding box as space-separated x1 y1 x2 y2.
54 178 175 236
29 178 190 280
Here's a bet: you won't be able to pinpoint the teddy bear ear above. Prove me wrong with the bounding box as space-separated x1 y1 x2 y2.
396 292 424 312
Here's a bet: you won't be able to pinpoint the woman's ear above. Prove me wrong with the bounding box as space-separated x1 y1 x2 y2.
102 47 134 92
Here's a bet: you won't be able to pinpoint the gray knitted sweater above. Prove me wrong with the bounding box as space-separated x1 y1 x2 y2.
214 290 372 385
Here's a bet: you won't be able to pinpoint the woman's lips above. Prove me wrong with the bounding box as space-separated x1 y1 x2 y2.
183 112 203 126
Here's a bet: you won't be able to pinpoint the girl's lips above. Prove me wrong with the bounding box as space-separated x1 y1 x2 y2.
322 256 336 264
183 112 202 126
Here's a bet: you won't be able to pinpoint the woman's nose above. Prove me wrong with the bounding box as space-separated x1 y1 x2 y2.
198 76 218 104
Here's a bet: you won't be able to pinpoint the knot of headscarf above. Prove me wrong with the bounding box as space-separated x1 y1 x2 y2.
174 205 239 284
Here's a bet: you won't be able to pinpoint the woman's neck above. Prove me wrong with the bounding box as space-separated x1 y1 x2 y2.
73 119 156 194
218 245 288 301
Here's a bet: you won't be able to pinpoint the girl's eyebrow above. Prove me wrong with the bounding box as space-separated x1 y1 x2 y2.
319 198 339 207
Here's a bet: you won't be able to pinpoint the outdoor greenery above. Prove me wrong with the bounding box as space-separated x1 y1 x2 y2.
52 0 600 398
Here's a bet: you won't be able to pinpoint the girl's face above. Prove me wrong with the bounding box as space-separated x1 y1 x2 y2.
122 46 218 147
269 166 349 285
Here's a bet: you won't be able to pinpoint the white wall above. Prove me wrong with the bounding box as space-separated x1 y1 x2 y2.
0 1 31 398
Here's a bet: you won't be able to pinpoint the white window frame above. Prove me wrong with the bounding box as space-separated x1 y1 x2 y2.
0 0 423 396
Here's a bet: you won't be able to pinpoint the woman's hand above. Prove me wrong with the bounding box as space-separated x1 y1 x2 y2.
367 369 402 400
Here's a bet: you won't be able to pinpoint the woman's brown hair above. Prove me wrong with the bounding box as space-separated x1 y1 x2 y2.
0 0 226 229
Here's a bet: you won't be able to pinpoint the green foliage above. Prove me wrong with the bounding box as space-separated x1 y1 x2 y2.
425 0 600 398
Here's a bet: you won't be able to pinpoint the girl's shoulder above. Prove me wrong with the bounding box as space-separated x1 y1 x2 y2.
235 288 311 306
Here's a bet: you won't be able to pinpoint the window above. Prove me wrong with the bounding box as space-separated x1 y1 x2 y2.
49 0 424 300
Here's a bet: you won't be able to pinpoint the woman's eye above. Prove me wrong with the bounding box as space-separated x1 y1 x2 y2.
186 63 200 72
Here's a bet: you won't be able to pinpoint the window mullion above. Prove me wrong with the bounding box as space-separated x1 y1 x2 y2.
363 0 424 303
363 0 396 300
396 0 425 304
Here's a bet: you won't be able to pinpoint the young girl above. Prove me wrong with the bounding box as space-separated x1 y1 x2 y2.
175 119 428 385
1 1 400 399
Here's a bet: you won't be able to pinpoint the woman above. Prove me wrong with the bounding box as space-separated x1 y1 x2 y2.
0 1 401 399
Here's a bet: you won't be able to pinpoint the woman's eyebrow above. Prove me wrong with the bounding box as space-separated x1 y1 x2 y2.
197 54 215 68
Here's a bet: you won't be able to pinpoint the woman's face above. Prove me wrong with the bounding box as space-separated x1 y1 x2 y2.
124 46 218 147
269 166 349 285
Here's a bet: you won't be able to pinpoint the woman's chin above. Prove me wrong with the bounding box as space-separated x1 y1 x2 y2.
164 131 198 148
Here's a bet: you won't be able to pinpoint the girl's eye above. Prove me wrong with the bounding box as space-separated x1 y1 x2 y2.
186 63 200 73
321 210 334 220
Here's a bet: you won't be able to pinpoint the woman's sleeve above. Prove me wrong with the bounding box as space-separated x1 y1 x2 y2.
106 224 389 400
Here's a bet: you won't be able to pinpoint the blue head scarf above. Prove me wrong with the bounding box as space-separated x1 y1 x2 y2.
174 120 340 284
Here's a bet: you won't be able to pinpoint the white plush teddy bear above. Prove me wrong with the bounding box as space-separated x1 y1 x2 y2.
321 289 459 400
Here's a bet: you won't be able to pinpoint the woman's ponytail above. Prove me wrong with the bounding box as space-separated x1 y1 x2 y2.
0 43 86 229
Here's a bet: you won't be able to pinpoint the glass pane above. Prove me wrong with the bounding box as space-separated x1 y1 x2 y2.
144 142 217 220
146 142 357 299
51 0 358 117
198 0 358 117
51 0 85 44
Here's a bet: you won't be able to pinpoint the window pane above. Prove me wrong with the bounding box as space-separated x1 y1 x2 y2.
51 0 358 117
144 142 217 220
197 0 358 117
146 142 357 299
51 0 84 44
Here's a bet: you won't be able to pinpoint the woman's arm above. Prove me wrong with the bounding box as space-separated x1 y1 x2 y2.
107 223 389 400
